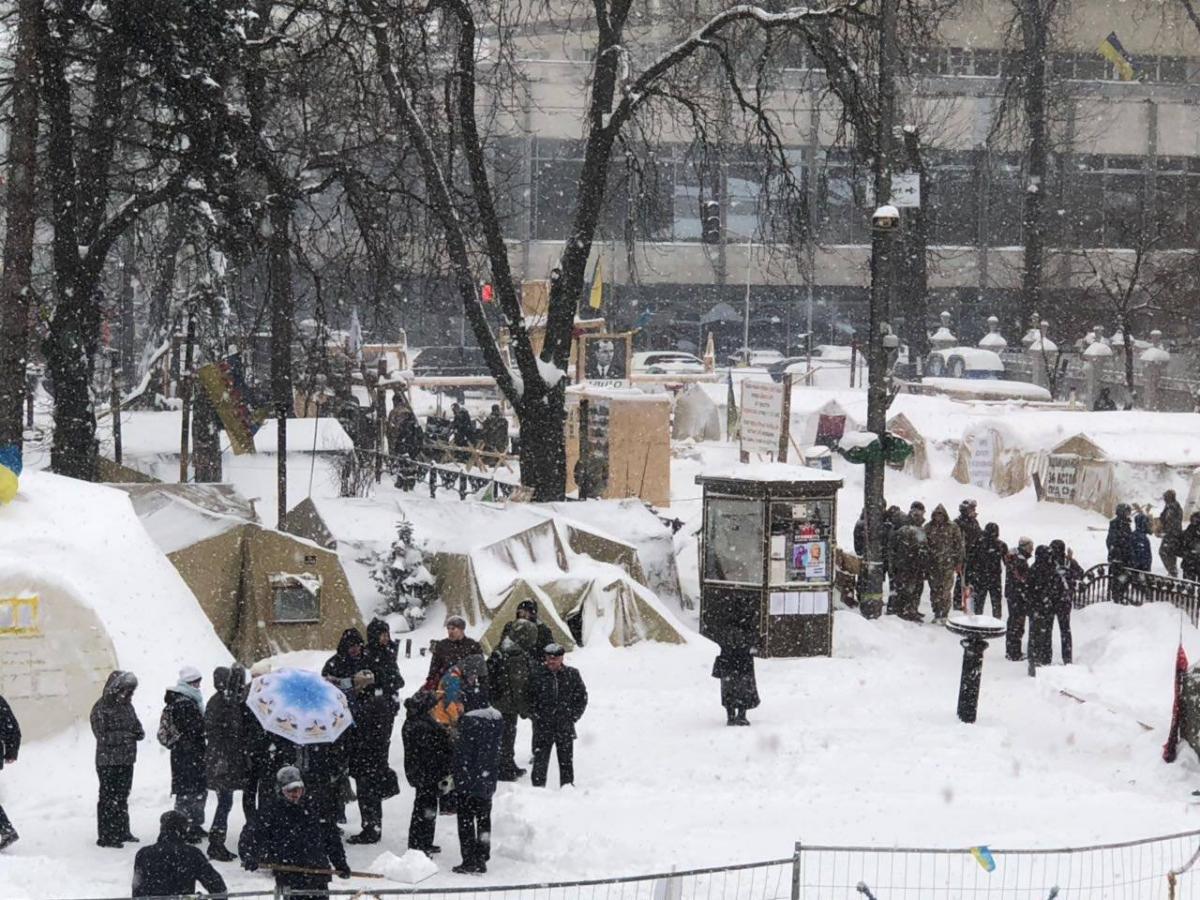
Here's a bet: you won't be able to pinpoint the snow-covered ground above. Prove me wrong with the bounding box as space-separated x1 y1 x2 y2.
5 385 1200 896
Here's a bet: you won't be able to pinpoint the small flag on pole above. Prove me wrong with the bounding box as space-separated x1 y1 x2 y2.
481 283 494 303
726 369 739 440
969 846 996 873
1098 32 1138 81
1164 641 1189 763
587 261 604 310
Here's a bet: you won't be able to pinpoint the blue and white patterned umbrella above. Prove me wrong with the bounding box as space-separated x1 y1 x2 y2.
245 667 353 745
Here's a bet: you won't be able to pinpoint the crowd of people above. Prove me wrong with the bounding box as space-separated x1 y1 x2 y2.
386 398 510 464
853 498 1085 665
75 603 589 895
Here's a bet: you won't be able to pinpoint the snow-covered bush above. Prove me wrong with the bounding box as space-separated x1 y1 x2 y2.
370 519 437 626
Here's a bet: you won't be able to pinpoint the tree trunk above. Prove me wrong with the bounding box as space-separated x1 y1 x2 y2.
268 198 294 528
0 0 41 451
1123 319 1136 405
45 274 102 479
192 388 223 482
516 389 567 502
1020 1 1050 334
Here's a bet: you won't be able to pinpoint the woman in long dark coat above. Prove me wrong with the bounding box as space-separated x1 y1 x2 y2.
204 665 250 860
712 627 759 726
346 670 399 844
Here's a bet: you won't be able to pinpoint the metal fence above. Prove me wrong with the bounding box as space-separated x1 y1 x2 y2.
1073 562 1200 627
58 829 1200 900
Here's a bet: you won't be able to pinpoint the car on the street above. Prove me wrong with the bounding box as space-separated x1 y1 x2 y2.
924 347 1005 380
727 348 785 367
631 351 706 375
767 345 864 382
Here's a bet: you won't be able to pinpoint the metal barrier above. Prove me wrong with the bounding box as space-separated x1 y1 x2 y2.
54 830 1200 900
1072 562 1200 627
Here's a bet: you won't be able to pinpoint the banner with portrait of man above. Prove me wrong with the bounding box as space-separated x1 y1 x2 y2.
577 332 632 388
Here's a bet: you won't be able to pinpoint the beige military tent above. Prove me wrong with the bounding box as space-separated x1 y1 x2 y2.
1033 434 1118 517
952 423 1034 497
885 412 931 480
113 484 362 662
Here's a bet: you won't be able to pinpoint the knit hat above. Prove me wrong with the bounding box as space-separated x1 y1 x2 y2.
353 669 376 691
276 766 304 791
460 654 488 681
544 643 566 657
445 615 467 629
249 660 272 678
179 665 202 685
517 599 538 615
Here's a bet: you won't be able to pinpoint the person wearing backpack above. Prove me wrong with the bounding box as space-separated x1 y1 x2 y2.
91 671 144 848
489 619 539 780
161 666 208 843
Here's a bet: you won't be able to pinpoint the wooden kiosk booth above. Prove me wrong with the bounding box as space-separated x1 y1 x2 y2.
696 463 842 658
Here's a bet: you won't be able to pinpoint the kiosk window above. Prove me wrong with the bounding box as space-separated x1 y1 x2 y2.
769 500 833 585
704 498 763 584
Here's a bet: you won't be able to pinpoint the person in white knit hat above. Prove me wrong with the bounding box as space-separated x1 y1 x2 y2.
161 666 208 843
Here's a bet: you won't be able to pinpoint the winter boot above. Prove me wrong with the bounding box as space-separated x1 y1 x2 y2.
735 709 750 726
0 829 19 851
725 707 737 726
347 826 382 845
184 826 206 845
207 829 237 861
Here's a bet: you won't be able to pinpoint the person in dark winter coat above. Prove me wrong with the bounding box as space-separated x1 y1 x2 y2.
346 670 399 844
1026 546 1058 667
204 665 250 861
164 666 208 842
364 618 405 709
295 736 347 831
91 670 144 848
424 616 484 691
1132 513 1154 574
132 810 226 898
888 504 928 618
969 522 1006 618
481 405 508 455
451 403 476 448
1183 513 1200 582
954 500 982 609
401 692 453 855
450 691 504 874
489 618 540 779
1093 387 1117 411
322 628 366 693
0 695 20 849
925 504 965 623
498 600 554 657
1050 540 1084 663
239 766 350 898
1161 490 1185 577
1107 503 1134 602
712 627 759 726
1003 538 1034 660
527 644 588 788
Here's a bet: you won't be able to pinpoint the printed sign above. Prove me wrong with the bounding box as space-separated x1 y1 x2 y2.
967 431 995 490
1044 453 1080 502
739 380 785 457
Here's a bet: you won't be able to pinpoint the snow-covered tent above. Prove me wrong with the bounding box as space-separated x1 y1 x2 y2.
794 398 862 448
0 473 231 740
952 423 1033 497
885 412 931 479
1034 434 1118 517
673 382 721 442
113 484 362 663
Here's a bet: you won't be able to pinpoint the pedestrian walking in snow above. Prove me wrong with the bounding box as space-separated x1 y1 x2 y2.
1093 387 1117 411
888 503 928 618
450 690 504 874
969 522 1006 618
162 666 208 843
131 810 226 898
1160 490 1185 577
925 504 965 623
954 500 982 610
239 766 350 897
1107 504 1134 603
346 670 400 844
424 615 484 691
528 644 588 787
1027 546 1057 667
489 618 540 779
0 694 20 850
1003 538 1034 661
1050 540 1083 664
712 627 759 726
91 670 144 848
1183 513 1200 582
401 691 453 856
204 665 251 861
295 735 348 831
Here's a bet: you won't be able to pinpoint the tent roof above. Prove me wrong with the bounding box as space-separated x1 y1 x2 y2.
253 418 353 453
112 411 352 457
1050 433 1107 460
112 484 254 554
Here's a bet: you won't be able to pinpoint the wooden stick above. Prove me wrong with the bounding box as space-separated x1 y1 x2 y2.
267 862 384 879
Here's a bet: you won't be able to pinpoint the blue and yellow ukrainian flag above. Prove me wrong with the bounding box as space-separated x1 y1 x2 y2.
970 845 997 873
1098 32 1138 81
0 443 21 504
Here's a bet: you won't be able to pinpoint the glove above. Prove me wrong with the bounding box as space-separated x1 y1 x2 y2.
337 865 351 879
243 860 258 872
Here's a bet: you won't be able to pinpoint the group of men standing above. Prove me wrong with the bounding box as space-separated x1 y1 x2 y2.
856 498 1083 665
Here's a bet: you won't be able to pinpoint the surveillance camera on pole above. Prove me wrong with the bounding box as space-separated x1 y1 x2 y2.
871 204 900 232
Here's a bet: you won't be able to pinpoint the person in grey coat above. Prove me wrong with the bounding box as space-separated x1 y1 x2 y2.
91 671 144 848
204 665 251 861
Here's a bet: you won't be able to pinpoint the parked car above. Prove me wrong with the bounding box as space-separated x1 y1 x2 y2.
767 345 865 382
631 351 705 375
727 348 785 367
411 346 492 378
924 347 1005 380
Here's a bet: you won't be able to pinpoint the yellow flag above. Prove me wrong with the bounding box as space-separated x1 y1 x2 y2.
588 261 603 310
